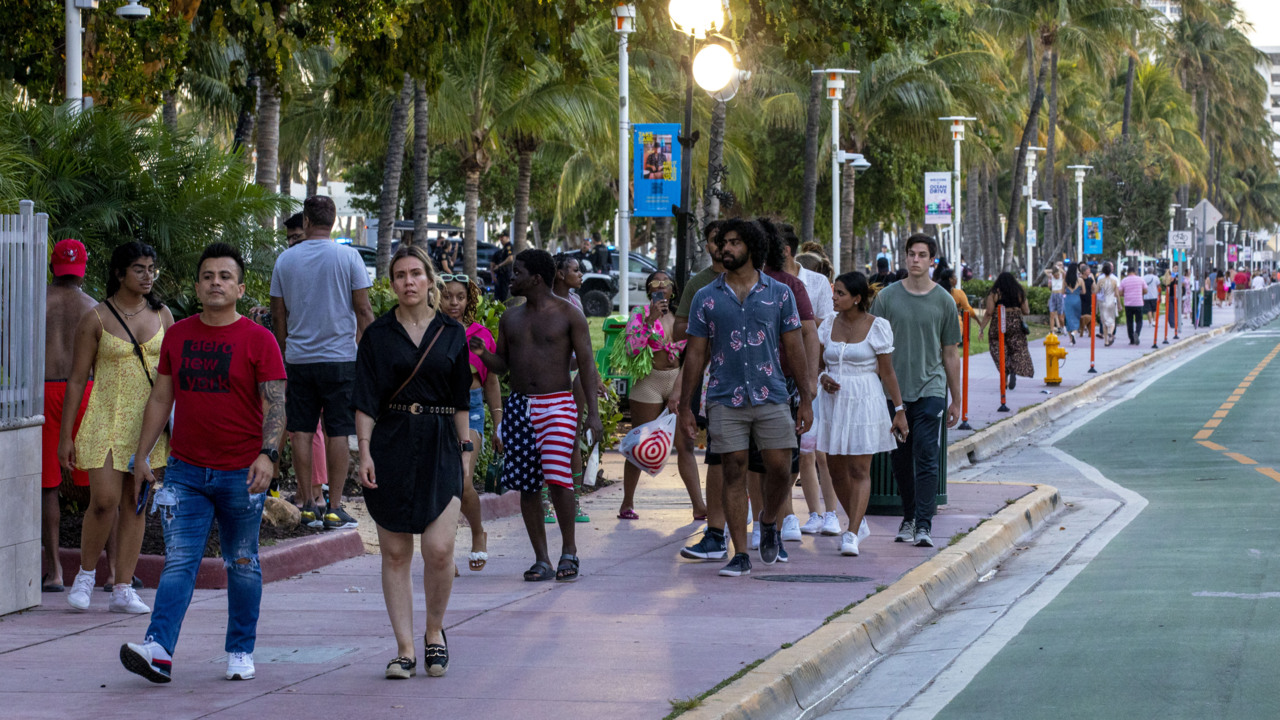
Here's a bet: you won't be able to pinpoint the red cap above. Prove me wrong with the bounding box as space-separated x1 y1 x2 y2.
51 239 88 277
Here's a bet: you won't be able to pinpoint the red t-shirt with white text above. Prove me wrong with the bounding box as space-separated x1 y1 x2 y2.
158 316 287 470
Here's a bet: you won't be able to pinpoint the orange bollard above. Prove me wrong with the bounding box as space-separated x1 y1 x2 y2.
1162 284 1170 344
997 305 1009 412
1088 307 1097 373
960 310 972 430
1151 286 1161 349
1172 282 1180 339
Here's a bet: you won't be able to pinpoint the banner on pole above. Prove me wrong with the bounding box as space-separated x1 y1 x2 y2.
1027 228 1037 247
1242 247 1253 261
1083 217 1103 254
1169 230 1192 250
924 172 952 225
632 123 680 217
1227 245 1238 263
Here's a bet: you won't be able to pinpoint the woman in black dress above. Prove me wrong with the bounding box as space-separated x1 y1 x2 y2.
352 244 472 679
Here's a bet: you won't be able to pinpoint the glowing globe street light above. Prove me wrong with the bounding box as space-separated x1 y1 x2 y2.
668 0 723 39
692 43 735 92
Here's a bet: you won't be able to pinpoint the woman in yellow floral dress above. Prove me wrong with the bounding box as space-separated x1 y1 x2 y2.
59 242 173 614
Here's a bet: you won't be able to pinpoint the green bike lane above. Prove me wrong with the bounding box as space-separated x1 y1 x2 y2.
938 326 1280 719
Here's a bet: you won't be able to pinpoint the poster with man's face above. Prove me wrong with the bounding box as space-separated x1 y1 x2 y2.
633 123 681 217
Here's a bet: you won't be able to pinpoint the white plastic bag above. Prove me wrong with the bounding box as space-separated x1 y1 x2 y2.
583 430 600 487
620 409 677 477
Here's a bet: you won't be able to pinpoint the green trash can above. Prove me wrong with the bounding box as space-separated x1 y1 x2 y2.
866 421 948 515
1198 291 1213 327
594 314 631 397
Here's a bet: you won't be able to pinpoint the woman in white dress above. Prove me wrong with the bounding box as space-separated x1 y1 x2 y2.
816 272 909 557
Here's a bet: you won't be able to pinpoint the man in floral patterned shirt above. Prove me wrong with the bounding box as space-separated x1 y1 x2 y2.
678 218 814 578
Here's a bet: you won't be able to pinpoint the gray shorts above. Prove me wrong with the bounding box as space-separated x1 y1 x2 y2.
1049 293 1065 313
706 402 797 455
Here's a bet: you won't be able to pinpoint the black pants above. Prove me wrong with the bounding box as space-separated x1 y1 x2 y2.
1125 307 1144 344
890 396 946 528
495 273 511 302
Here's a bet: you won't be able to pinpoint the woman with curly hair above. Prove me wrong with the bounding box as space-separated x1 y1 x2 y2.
983 272 1034 389
439 271 501 572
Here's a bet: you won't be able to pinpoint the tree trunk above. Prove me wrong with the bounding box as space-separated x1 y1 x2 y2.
513 144 534 253
800 71 823 244
965 168 981 270
530 212 543 249
162 90 178 130
411 80 430 248
1005 45 1053 273
1026 34 1038 107
988 165 1002 274
656 216 672 271
840 158 856 272
254 77 281 229
279 159 291 197
1042 49 1059 256
1121 53 1136 136
376 73 414 278
463 168 481 278
702 100 727 227
306 138 321 197
232 74 257 155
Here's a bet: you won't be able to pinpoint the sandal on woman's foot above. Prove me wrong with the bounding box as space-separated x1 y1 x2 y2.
617 508 639 520
556 554 580 583
424 631 448 677
468 532 488 571
574 498 589 523
523 560 554 582
385 656 416 679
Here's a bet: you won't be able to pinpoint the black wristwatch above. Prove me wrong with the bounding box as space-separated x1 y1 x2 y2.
259 448 280 463
459 440 475 453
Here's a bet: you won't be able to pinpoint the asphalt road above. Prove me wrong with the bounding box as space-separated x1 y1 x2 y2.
935 322 1280 719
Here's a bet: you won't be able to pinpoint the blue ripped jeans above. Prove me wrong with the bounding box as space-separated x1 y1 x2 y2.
145 456 266 656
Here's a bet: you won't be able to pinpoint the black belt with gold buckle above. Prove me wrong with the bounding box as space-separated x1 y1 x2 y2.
386 403 454 415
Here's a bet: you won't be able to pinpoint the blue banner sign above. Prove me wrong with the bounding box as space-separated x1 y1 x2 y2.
1083 217 1104 255
633 123 680 217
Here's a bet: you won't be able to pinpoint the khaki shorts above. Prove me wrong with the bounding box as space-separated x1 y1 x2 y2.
707 402 797 455
629 367 678 404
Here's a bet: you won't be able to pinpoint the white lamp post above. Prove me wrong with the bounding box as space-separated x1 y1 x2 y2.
940 116 976 267
1024 146 1046 276
1067 165 1092 260
66 1 149 111
813 68 858 275
613 4 635 314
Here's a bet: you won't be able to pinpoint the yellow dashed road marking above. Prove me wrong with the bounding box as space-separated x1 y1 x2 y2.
1225 453 1258 465
1198 440 1228 451
1193 340 1280 483
1213 410 1229 418
1204 419 1222 428
1194 429 1215 440
1258 468 1280 483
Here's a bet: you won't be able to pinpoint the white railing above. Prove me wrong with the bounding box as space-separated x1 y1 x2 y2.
1 200 48 428
1234 284 1280 330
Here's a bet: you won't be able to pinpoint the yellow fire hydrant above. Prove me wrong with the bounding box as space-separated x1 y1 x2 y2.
1044 332 1067 385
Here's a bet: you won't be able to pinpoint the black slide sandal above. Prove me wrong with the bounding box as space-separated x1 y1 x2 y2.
556 554 580 583
523 561 554 582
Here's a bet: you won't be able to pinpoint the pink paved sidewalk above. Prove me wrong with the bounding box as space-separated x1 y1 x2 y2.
1 454 1030 720
953 304 1235 440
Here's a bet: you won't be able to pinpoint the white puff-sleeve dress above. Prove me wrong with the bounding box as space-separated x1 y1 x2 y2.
815 316 898 456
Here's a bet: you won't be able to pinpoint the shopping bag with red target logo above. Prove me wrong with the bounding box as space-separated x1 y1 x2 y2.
620 409 677 477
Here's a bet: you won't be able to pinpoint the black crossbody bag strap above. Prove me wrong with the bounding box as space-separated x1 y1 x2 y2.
104 299 154 387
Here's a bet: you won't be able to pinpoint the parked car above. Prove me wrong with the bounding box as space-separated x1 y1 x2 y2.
565 249 665 315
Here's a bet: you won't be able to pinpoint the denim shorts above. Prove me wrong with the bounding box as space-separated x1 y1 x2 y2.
468 387 485 438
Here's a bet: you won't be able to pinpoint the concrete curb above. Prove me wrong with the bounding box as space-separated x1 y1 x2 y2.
948 323 1234 468
679 484 1061 720
58 528 365 591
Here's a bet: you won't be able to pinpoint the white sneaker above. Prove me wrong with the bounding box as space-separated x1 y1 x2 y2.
857 517 871 541
109 585 151 614
821 511 841 536
749 523 761 550
799 512 824 535
67 568 96 611
226 652 255 680
840 531 860 556
781 514 802 542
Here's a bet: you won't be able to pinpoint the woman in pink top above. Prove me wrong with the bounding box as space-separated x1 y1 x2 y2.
440 273 501 571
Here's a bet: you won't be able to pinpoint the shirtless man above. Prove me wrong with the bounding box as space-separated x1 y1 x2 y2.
42 240 98 592
471 249 603 583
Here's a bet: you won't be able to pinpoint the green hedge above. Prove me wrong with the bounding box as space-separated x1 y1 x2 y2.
961 279 1049 315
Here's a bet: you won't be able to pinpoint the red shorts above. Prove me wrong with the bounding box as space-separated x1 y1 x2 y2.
42 380 92 489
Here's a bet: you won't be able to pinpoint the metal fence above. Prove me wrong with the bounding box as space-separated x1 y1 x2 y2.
1234 284 1280 330
1 200 48 428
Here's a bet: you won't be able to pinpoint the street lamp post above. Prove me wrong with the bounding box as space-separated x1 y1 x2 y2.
1067 165 1092 261
667 0 728 287
815 69 858 276
613 4 635 314
940 117 976 267
1024 146 1046 276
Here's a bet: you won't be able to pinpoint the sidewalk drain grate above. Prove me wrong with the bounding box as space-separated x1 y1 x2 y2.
755 575 870 583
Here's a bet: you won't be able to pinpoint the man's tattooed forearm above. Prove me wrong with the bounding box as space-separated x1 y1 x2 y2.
259 379 287 447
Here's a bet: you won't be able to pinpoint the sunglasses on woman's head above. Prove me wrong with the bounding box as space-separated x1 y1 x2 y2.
439 274 470 283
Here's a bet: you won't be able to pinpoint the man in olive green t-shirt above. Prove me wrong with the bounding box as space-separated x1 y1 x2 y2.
868 234 962 549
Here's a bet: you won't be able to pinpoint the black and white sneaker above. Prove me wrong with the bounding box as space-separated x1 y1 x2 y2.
913 523 934 548
718 552 752 577
776 545 789 563
759 522 780 565
680 530 728 561
120 641 172 684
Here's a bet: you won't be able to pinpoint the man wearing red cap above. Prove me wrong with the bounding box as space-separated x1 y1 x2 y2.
42 239 98 592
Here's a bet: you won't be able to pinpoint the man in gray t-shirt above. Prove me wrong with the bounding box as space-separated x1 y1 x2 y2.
270 195 375 529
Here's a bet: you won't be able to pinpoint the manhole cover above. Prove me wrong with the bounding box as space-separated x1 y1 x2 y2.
755 575 870 583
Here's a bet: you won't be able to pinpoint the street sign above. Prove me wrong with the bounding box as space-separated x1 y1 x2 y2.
1169 230 1193 250
1260 251 1274 262
1242 247 1253 261
1192 198 1222 238
1084 217 1103 254
1027 228 1037 247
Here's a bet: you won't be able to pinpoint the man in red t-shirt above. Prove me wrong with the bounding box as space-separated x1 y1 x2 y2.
1233 267 1250 293
120 243 286 685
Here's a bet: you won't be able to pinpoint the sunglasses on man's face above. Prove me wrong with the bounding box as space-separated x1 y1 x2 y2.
440 274 470 283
